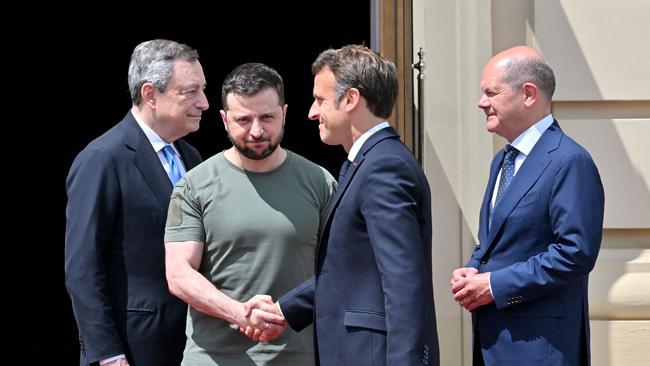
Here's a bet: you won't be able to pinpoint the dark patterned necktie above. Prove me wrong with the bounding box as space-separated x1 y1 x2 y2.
494 144 519 207
338 159 352 185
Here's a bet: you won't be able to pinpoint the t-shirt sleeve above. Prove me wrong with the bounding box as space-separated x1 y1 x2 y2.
164 178 206 243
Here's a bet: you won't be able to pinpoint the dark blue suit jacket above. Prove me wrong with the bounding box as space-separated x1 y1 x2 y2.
467 121 604 365
280 127 440 366
65 112 202 365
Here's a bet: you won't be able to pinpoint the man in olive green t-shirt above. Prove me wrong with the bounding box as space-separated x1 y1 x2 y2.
164 63 335 366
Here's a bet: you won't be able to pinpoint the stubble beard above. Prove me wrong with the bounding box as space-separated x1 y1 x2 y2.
229 128 284 161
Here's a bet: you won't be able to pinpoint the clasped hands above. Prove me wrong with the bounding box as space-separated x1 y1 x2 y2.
450 267 494 311
238 295 286 342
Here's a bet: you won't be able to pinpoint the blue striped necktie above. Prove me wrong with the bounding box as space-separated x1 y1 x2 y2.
162 145 182 185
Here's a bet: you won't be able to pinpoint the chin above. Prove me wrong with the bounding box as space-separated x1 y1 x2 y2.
319 131 330 144
486 121 499 133
186 120 201 132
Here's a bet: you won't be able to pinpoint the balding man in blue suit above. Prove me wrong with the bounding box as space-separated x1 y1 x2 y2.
451 46 604 365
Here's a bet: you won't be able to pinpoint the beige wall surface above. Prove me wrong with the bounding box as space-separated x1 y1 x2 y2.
535 0 650 101
413 0 650 365
559 118 650 228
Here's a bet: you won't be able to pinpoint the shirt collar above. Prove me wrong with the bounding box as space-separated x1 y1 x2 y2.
132 108 177 154
510 114 554 156
348 121 390 161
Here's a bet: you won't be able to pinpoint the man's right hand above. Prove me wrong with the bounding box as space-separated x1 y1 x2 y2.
450 267 478 289
238 295 286 342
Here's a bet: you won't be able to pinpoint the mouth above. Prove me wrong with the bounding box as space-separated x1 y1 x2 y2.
246 139 270 145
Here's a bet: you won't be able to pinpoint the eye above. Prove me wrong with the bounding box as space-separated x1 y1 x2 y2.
177 88 199 96
261 114 276 122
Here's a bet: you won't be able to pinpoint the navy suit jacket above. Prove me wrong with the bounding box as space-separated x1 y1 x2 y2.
467 121 604 365
280 127 440 366
65 111 202 366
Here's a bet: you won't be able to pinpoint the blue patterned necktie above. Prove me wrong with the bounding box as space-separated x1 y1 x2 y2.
162 145 182 185
338 159 352 185
494 144 519 207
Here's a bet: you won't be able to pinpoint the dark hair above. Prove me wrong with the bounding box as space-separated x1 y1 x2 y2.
312 45 397 119
128 39 199 105
221 63 285 110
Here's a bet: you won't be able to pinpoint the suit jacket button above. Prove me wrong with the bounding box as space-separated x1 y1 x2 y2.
480 258 488 264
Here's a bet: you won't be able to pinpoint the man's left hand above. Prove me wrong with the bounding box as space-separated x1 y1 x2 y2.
451 271 494 311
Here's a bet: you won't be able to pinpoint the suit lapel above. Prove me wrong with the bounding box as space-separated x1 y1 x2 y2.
486 122 562 246
315 127 400 268
327 128 398 216
176 141 201 170
479 151 504 243
122 112 174 209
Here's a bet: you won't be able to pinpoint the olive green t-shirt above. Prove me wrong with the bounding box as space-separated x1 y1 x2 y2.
165 150 336 366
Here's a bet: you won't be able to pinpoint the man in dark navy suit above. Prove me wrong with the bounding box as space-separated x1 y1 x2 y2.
451 46 604 365
245 44 440 366
65 39 208 366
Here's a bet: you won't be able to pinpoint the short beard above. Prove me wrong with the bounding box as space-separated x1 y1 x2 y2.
228 128 284 161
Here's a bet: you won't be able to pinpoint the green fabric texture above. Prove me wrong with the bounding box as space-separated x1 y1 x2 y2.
165 150 336 365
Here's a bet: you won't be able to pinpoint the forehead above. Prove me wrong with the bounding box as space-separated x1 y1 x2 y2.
226 88 281 114
313 68 336 95
480 61 505 90
168 61 206 87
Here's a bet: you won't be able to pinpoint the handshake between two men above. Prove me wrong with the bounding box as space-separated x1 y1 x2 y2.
239 295 286 342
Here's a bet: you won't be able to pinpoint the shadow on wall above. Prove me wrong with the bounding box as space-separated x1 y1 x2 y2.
424 130 476 366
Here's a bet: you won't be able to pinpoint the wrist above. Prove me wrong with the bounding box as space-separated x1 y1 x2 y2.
227 299 245 325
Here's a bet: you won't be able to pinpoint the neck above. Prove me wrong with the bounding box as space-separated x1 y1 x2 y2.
132 105 176 143
506 110 550 142
350 113 386 147
225 146 287 173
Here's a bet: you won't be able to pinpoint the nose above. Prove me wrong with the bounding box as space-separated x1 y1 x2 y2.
477 94 489 109
308 100 319 120
195 89 209 110
249 119 263 138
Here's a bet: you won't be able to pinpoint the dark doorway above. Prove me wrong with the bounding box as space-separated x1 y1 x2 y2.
46 3 369 363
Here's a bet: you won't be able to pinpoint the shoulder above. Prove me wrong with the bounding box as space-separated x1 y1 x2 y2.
70 121 129 171
175 138 201 159
184 152 225 182
554 131 597 169
364 137 421 173
286 150 335 182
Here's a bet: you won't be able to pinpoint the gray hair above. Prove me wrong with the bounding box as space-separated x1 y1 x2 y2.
128 39 199 105
311 44 397 119
221 63 285 111
501 58 556 100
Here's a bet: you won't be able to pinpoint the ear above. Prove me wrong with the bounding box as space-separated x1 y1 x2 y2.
282 104 288 127
522 83 538 107
141 83 157 109
220 110 229 130
343 88 361 112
